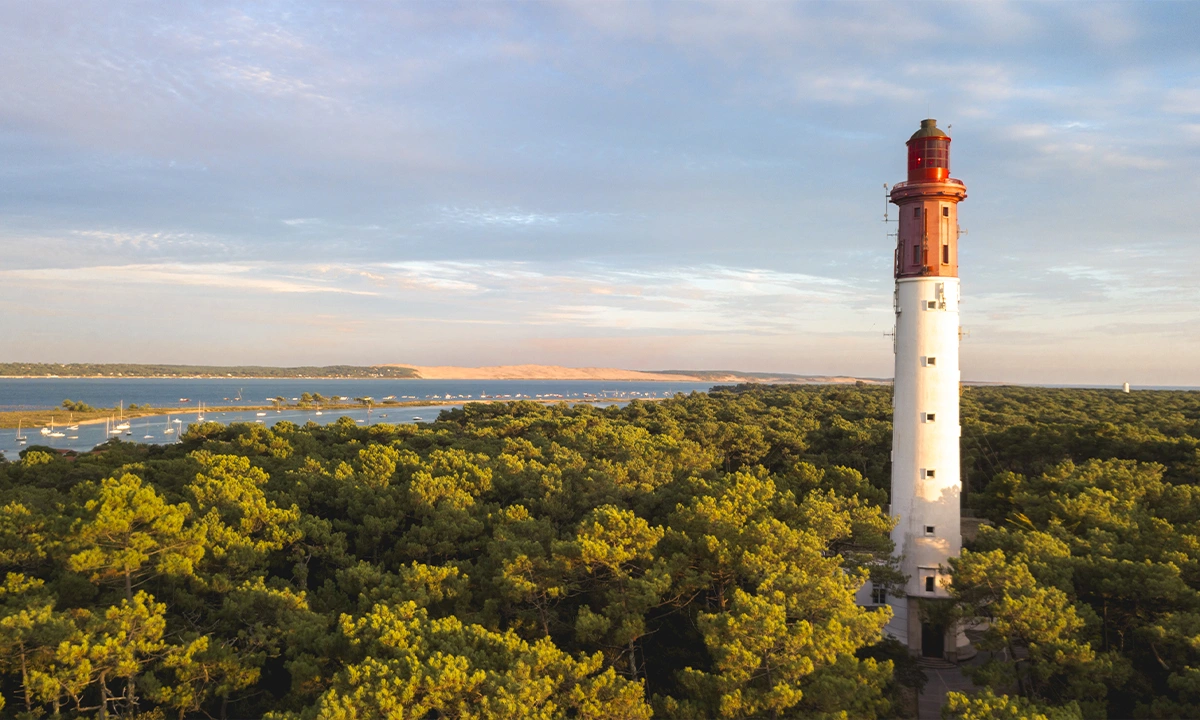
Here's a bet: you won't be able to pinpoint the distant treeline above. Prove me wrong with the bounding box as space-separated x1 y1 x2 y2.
0 363 418 379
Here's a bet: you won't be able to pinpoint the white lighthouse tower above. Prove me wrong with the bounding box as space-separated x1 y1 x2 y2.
885 119 969 659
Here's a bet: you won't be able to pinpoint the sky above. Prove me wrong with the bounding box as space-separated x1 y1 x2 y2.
1 1 1198 385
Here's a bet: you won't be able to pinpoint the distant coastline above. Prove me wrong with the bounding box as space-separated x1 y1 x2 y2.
0 362 891 385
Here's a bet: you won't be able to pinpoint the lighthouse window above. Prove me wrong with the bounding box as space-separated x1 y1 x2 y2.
924 357 937 367
912 244 921 264
942 206 950 217
942 244 950 264
924 525 936 536
926 300 938 309
922 469 936 479
914 207 920 218
925 576 936 592
923 413 936 422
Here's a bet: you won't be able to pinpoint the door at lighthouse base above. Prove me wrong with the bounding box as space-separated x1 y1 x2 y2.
921 623 945 659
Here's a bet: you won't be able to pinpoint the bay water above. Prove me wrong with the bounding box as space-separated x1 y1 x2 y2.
0 378 716 459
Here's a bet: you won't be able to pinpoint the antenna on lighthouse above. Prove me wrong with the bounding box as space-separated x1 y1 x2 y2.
883 183 890 223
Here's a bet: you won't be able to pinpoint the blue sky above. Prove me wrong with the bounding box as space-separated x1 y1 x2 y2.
1 1 1198 384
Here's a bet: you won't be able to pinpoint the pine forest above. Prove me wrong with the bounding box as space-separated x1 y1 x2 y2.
2 385 1199 719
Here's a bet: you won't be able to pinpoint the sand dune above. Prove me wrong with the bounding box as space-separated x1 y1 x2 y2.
385 364 701 381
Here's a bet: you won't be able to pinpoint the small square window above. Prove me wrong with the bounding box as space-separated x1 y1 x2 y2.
942 206 949 217
925 357 937 367
925 525 935 535
925 576 935 592
926 413 936 422
926 300 937 309
922 468 936 479
942 244 950 264
914 207 920 218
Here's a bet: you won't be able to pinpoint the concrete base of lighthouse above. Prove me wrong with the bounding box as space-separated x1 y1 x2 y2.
880 597 972 661
889 597 973 661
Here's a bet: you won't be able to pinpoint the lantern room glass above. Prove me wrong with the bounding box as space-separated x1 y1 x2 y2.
907 137 950 182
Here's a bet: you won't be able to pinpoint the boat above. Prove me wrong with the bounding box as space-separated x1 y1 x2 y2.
197 401 205 422
113 402 130 432
16 420 26 446
66 413 78 431
143 420 153 439
256 412 267 417
314 410 323 416
412 416 422 421
163 415 175 435
45 419 65 438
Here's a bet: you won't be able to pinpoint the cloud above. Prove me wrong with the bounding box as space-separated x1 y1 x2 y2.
1164 88 1200 115
0 263 377 296
433 207 562 228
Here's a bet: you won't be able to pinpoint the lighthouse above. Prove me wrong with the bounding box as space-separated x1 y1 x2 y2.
886 119 968 659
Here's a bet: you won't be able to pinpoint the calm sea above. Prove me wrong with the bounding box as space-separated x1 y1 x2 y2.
0 378 715 459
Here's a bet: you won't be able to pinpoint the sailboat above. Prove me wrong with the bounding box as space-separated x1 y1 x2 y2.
66 413 78 431
114 401 131 432
16 420 26 445
197 401 205 422
47 419 65 438
109 416 123 435
163 415 175 435
143 419 154 439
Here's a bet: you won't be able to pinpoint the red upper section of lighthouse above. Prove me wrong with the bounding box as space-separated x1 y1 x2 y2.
907 119 950 183
890 119 967 280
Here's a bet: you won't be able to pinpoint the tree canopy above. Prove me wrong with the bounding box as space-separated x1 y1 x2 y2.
1 383 1198 718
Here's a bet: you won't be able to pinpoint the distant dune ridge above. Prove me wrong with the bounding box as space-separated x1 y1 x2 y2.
0 361 889 384
385 364 888 384
384 365 697 381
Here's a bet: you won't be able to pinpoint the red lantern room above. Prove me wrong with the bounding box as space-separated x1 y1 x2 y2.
907 119 950 183
890 119 967 280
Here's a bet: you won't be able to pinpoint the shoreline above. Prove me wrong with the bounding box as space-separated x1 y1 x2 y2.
0 397 669 429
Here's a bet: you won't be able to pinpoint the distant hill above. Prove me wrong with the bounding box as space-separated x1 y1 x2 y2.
0 363 418 379
0 362 889 384
384 365 699 381
652 370 890 385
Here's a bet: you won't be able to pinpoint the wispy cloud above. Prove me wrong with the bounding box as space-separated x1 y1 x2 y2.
432 207 562 228
0 263 377 296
